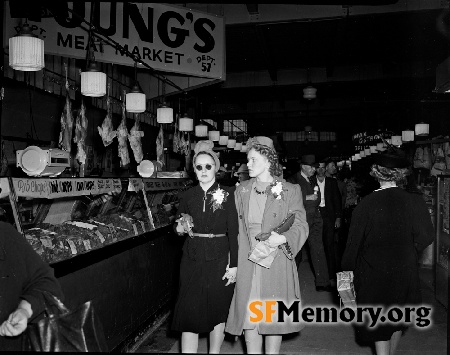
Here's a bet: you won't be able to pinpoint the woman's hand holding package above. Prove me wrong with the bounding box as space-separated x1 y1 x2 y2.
222 266 237 286
175 213 194 236
0 300 32 337
265 231 287 248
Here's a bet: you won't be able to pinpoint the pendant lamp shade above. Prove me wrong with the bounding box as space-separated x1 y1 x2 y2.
81 63 107 97
195 123 208 137
391 135 402 146
370 145 377 154
402 129 414 142
376 143 385 151
415 122 429 136
364 148 371 156
219 135 229 145
360 150 366 158
209 130 220 141
9 23 45 71
241 144 247 152
157 104 173 123
234 142 242 151
355 153 361 160
227 139 236 149
179 114 193 131
303 86 317 99
126 83 146 113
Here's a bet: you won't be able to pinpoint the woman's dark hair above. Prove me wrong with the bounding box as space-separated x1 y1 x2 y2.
249 144 283 177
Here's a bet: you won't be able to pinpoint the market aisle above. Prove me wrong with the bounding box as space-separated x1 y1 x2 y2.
135 256 447 354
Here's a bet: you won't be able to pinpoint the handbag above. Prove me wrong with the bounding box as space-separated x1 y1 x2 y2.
24 291 108 352
248 213 296 268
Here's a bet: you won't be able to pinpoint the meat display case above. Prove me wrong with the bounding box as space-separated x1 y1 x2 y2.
435 175 449 308
0 176 192 264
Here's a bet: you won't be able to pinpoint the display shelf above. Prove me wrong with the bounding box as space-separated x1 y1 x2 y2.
3 177 192 264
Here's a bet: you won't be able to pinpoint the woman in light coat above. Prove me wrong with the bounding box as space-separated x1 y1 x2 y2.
225 136 309 354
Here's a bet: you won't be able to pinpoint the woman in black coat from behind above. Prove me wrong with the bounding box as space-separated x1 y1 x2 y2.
342 147 434 355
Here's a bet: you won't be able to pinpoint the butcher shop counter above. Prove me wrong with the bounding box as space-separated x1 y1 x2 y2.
0 176 192 351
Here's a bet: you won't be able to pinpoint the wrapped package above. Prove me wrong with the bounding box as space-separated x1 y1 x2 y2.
337 271 357 309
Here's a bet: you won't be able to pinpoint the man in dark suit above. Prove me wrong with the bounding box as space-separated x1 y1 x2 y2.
287 155 331 292
316 160 342 285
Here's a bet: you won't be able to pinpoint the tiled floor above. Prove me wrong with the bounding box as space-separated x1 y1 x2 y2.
133 260 447 354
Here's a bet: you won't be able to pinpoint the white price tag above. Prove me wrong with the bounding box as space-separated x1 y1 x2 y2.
83 240 92 251
67 239 77 255
95 230 105 243
140 221 146 232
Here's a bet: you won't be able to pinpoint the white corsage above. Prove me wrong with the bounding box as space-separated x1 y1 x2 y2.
209 186 229 212
267 180 286 200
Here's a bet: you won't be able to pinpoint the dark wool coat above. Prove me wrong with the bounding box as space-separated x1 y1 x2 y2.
341 188 434 342
225 178 309 335
0 222 63 351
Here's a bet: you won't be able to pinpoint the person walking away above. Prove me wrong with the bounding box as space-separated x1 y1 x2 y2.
226 136 309 354
342 146 434 355
287 155 332 292
172 140 239 353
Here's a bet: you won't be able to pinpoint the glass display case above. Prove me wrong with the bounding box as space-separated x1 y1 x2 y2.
436 175 449 308
0 177 192 264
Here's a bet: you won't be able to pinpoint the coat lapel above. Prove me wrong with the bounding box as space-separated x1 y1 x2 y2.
238 179 253 246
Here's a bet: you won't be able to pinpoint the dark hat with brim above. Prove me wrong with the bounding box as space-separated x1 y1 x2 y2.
298 154 319 167
372 147 410 168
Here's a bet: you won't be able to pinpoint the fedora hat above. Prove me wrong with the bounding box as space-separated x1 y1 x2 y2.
373 146 410 168
299 154 318 167
234 164 249 176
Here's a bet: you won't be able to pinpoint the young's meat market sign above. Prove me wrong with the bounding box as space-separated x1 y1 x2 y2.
4 2 224 79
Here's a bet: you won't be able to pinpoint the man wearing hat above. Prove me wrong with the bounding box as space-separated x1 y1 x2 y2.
234 164 250 185
287 154 332 292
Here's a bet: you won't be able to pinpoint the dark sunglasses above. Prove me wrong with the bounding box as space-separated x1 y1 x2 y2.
195 164 214 171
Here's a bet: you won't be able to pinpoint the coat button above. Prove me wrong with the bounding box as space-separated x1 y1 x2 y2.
239 215 243 219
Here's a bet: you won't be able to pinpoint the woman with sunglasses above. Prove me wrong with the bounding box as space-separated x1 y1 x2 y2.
225 136 309 354
172 140 239 353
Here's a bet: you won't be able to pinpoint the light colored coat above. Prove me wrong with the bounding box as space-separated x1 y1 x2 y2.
225 177 309 335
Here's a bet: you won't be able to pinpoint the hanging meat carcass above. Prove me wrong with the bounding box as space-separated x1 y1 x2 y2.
97 97 117 147
173 114 181 153
58 91 74 153
73 100 88 164
156 125 165 169
117 103 131 167
128 115 144 163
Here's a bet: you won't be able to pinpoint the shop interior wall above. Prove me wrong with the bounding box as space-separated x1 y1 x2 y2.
1 77 164 176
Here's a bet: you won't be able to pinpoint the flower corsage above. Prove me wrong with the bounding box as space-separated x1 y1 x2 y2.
266 180 287 200
209 186 229 212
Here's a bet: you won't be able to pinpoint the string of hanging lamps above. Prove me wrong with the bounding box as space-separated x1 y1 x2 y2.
156 82 173 124
9 21 45 71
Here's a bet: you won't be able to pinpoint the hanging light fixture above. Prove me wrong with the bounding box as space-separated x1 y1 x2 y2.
81 26 106 97
179 113 193 132
402 128 414 142
415 122 429 136
126 63 146 113
195 122 208 137
9 21 44 71
360 150 366 158
370 145 377 154
209 130 220 141
364 148 371 156
234 142 242 151
227 138 236 149
376 142 385 151
241 144 247 152
391 135 402 146
303 86 317 100
219 135 228 145
157 102 174 123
